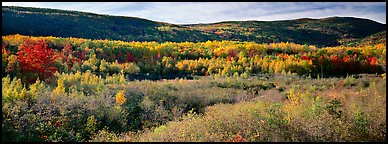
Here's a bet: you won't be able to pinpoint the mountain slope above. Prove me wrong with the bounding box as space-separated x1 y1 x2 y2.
2 6 386 47
184 17 386 47
2 6 218 42
339 30 386 47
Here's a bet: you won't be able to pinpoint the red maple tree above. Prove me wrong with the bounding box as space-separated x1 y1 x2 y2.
17 39 58 84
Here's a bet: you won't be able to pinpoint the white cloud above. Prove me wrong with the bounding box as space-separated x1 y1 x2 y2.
250 3 386 24
2 2 46 8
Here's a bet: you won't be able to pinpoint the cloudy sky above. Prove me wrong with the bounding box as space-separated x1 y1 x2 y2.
2 2 386 24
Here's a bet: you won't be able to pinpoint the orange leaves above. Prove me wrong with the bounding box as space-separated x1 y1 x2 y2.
226 57 234 62
281 53 289 60
157 51 161 58
367 57 378 66
308 59 313 65
374 43 385 49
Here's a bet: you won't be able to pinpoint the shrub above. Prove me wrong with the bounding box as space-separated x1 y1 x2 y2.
2 76 31 101
89 127 121 142
133 76 386 142
53 71 104 95
123 62 140 74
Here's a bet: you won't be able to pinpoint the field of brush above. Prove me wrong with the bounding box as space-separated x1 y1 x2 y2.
2 34 386 142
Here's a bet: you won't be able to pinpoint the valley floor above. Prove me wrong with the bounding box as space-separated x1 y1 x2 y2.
4 73 385 142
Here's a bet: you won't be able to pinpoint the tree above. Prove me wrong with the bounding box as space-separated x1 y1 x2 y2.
17 39 58 84
60 42 76 72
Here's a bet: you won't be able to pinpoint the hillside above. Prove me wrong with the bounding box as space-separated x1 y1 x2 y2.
2 6 386 47
185 17 386 47
339 30 386 47
2 6 218 43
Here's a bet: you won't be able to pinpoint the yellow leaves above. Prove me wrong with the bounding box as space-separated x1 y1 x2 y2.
2 76 32 101
153 125 167 134
54 71 105 95
6 55 18 72
119 71 126 84
99 59 108 72
282 87 303 125
53 77 66 94
213 47 224 57
116 90 126 105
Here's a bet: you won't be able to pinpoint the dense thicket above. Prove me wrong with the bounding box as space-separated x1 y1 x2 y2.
2 34 386 83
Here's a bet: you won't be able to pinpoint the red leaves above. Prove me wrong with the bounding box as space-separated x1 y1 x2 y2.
301 55 312 61
330 55 338 63
117 52 124 64
78 51 84 62
227 133 247 142
317 55 326 64
62 42 73 56
59 43 76 71
127 52 135 62
2 44 7 55
232 135 246 142
39 134 47 140
169 53 174 59
342 56 349 62
228 50 236 57
54 121 62 127
17 39 58 84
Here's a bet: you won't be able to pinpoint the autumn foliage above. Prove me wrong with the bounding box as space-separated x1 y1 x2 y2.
17 39 58 84
2 34 386 82
116 90 126 105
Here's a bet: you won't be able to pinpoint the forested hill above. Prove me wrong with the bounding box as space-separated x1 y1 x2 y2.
339 31 386 47
2 6 386 47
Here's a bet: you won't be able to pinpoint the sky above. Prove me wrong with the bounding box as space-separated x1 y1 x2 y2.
2 2 386 24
